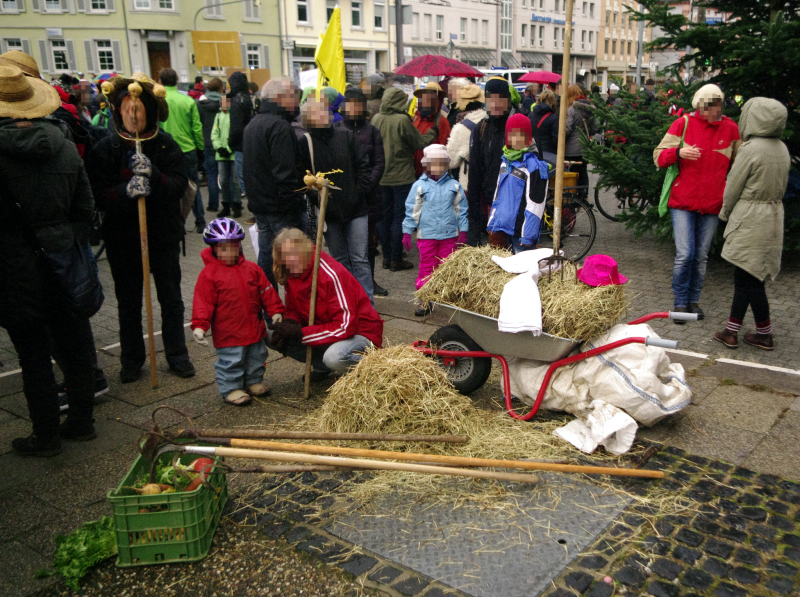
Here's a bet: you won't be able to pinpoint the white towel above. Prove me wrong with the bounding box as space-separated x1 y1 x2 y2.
490 248 560 275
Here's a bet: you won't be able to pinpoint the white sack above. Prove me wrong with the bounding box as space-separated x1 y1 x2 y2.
249 223 259 259
552 400 638 455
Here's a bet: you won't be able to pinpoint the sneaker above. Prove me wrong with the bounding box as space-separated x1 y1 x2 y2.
390 259 414 272
673 306 688 325
58 376 109 413
120 365 142 384
12 434 61 457
688 303 705 320
744 331 774 351
59 394 69 413
169 360 196 378
93 375 109 399
59 418 97 441
218 205 232 218
195 224 205 233
373 280 388 297
232 206 242 218
714 330 738 349
246 383 271 397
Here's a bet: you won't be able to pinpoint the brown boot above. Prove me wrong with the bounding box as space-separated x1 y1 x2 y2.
713 330 738 349
744 331 774 351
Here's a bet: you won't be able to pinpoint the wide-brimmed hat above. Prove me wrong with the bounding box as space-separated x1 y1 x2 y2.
421 143 451 166
455 83 485 111
0 50 41 79
0 65 60 119
576 254 628 287
414 81 446 100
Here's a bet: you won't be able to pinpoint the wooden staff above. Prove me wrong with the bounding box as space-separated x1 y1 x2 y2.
171 428 470 443
304 184 329 399
185 445 540 484
128 81 158 388
199 438 665 479
552 0 575 253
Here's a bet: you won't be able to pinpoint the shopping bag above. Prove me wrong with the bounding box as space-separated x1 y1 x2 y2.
658 115 688 218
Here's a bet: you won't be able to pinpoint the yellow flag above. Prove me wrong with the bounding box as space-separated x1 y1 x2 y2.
315 7 346 94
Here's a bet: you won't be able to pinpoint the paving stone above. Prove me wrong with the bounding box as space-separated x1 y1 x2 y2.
681 568 713 590
783 546 800 562
293 489 322 505
675 528 704 547
338 553 378 577
769 514 795 531
651 558 681 580
703 557 730 577
751 523 778 539
780 492 800 506
299 472 318 485
546 590 574 597
765 576 796 596
713 485 738 498
421 589 450 597
781 534 800 548
285 526 312 543
392 576 430 596
718 499 739 512
739 493 762 506
719 527 747 543
368 565 403 584
693 518 720 534
723 514 747 528
686 454 709 466
642 536 671 556
647 580 679 597
314 478 342 492
578 555 608 570
673 545 702 564
750 536 776 552
766 499 790 515
734 548 761 566
613 565 646 588
586 582 613 597
262 521 291 538
654 520 674 536
276 483 300 496
738 506 767 521
727 566 760 584
732 467 756 479
673 471 693 482
712 583 748 597
709 461 733 472
766 559 798 577
757 473 781 486
564 571 593 593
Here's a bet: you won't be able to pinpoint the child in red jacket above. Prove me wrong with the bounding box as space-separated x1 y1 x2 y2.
191 218 285 405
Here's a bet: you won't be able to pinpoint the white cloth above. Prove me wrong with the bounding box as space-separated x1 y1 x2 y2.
491 248 560 335
553 400 638 455
505 323 692 453
249 223 259 259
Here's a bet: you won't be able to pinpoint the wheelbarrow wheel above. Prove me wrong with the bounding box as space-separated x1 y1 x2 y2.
429 325 492 395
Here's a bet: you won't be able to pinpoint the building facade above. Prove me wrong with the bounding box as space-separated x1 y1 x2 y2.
0 0 281 83
595 0 652 88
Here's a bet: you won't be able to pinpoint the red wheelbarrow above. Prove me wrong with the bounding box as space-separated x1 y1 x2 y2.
412 303 698 421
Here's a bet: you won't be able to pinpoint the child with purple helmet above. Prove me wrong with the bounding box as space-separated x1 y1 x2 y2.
191 218 285 405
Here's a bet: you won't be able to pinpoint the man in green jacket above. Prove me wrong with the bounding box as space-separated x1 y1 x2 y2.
372 86 438 271
159 68 205 233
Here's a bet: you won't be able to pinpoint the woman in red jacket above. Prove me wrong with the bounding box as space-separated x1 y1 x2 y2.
269 228 384 381
654 84 741 321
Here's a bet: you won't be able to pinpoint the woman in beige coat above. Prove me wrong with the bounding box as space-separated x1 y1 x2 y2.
714 98 790 351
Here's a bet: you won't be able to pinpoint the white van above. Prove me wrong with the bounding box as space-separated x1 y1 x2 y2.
478 68 530 92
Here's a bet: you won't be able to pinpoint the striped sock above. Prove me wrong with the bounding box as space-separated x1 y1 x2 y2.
756 320 772 335
726 317 743 334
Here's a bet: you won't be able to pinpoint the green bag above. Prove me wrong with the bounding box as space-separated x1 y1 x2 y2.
658 115 689 217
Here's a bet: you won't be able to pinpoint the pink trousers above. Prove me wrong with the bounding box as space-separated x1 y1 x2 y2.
416 237 457 290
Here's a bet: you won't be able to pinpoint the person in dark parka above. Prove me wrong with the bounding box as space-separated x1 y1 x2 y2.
529 88 559 159
227 71 253 210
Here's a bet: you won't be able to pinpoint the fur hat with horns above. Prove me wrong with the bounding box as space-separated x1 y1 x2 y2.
101 72 168 139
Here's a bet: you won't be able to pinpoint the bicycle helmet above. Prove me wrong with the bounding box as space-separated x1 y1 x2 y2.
203 217 245 245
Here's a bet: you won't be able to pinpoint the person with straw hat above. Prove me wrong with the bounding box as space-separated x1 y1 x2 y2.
86 73 195 383
0 65 98 456
0 50 42 79
412 81 451 177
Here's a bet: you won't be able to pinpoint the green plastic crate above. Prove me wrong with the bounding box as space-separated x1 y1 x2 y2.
107 451 228 567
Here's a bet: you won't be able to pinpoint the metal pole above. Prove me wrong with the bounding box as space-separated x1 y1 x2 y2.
552 0 574 254
395 0 404 67
635 3 644 84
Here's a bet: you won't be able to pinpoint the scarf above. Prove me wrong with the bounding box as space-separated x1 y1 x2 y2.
502 141 537 163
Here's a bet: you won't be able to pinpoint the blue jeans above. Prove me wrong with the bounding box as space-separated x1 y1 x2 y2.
279 333 373 373
671 208 719 308
217 159 238 207
203 148 220 210
509 236 534 255
214 340 267 397
324 215 373 303
184 150 205 227
235 151 246 198
380 183 413 262
254 211 309 289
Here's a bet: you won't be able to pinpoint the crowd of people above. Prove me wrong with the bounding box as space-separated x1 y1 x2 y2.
0 46 789 457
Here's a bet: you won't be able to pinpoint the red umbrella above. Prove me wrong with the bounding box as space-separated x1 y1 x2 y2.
519 70 561 85
395 55 485 78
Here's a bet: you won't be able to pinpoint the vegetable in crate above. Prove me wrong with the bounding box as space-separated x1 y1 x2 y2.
35 516 118 591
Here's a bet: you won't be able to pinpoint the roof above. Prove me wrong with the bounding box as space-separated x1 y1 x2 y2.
460 48 496 63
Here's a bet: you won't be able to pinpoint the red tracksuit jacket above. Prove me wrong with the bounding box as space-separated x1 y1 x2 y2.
654 112 741 215
285 252 384 348
192 247 284 348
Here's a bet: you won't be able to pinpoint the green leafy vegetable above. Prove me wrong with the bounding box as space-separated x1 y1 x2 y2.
132 460 192 491
35 516 118 591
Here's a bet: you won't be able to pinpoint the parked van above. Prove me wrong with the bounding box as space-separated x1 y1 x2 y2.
478 68 529 92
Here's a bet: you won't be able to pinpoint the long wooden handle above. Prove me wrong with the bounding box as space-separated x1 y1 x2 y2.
138 196 158 388
224 438 664 479
304 185 329 399
182 429 469 443
552 0 575 253
189 446 539 484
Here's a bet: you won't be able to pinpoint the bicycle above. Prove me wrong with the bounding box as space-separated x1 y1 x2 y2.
593 176 650 222
539 170 596 261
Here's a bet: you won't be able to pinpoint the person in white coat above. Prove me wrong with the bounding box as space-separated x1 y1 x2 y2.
446 84 487 192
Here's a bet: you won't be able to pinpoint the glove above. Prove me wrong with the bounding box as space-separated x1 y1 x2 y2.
129 153 152 177
456 232 468 246
192 328 209 346
216 147 231 158
269 319 302 352
271 313 284 324
126 175 151 199
402 233 412 252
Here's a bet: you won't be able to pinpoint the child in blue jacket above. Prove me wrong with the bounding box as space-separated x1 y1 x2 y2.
402 144 468 315
486 113 549 253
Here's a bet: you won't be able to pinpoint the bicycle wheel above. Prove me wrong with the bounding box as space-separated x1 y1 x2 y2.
594 182 625 222
540 195 596 261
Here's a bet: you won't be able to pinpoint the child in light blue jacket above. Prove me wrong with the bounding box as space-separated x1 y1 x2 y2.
402 145 468 313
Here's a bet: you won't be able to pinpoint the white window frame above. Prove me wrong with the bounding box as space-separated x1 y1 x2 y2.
204 0 222 18
296 0 309 24
538 25 544 47
243 0 260 21
520 23 526 47
50 39 70 72
351 0 362 28
246 43 260 68
460 18 466 42
553 26 558 48
157 0 172 9
412 12 419 39
471 18 478 44
1 0 25 14
435 15 443 41
134 0 149 8
529 22 535 46
373 0 384 30
326 0 335 22
44 0 62 11
581 1 586 15
2 38 27 53
588 30 593 49
133 0 176 11
95 39 115 71
481 19 488 44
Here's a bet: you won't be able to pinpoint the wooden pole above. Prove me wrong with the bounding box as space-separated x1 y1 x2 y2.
187 446 540 484
208 438 665 479
304 185 329 399
552 0 575 254
175 429 470 443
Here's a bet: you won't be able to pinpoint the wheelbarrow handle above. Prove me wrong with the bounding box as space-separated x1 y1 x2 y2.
669 311 699 321
645 337 679 350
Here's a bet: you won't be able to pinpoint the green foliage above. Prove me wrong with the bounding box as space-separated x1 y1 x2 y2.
35 516 118 591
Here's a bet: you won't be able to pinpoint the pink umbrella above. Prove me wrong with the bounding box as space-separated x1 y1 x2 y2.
519 70 561 85
395 55 485 78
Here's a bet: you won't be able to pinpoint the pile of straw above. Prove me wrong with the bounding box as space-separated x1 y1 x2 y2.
414 247 628 341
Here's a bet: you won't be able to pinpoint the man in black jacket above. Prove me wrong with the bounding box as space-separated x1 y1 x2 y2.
467 77 516 246
197 77 225 212
87 73 194 383
227 71 253 215
336 87 387 296
243 77 307 289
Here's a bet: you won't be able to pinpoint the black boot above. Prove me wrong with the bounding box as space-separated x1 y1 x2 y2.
369 254 388 296
12 434 61 457
218 204 231 218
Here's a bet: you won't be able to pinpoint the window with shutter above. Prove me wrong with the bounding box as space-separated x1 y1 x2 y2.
243 0 252 18
240 43 247 69
96 39 114 71
31 0 39 10
261 45 269 69
22 39 31 54
76 0 84 10
84 40 96 71
105 0 113 11
66 40 77 71
38 39 50 71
